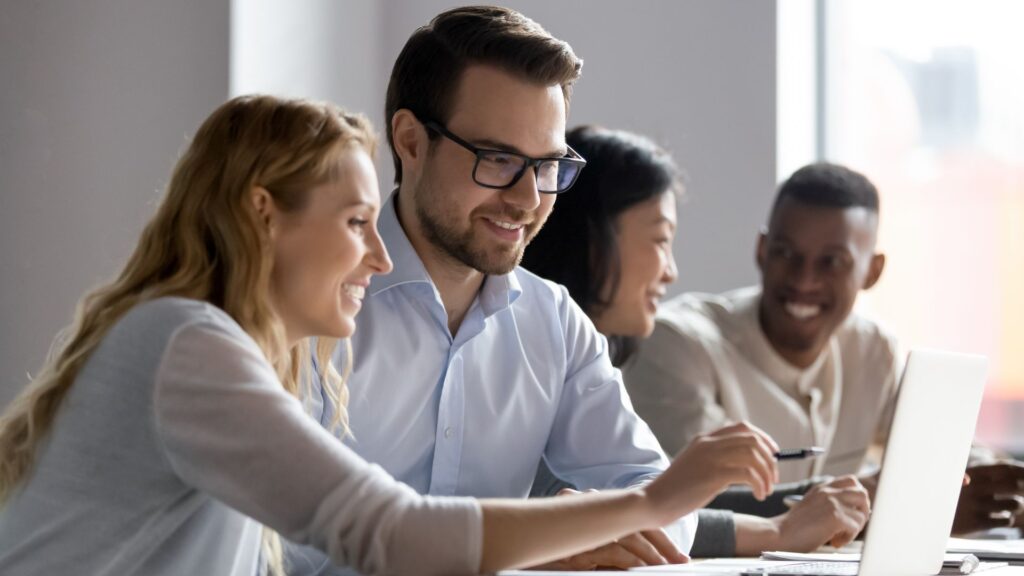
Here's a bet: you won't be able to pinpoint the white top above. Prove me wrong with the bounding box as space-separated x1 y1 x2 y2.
0 297 481 576
623 287 901 483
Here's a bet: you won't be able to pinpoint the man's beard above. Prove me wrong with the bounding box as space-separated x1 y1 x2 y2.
413 177 544 275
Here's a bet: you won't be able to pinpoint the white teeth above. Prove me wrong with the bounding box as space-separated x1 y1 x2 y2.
488 219 523 231
785 302 821 320
342 284 365 300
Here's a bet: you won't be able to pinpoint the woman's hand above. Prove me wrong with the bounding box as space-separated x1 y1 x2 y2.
645 421 780 523
529 488 689 570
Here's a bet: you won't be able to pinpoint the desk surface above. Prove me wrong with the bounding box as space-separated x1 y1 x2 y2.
499 563 1024 575
498 535 1024 575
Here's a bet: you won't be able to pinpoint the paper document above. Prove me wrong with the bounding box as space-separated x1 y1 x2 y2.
760 551 1006 574
630 559 815 573
948 537 1024 561
629 556 1010 575
761 552 861 562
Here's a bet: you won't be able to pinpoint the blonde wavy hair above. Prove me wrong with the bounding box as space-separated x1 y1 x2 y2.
0 94 376 575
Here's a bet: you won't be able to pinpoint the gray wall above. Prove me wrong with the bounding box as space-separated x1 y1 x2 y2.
0 1 776 407
0 1 230 406
234 0 778 290
379 1 777 295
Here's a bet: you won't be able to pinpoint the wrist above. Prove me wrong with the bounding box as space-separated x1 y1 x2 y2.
733 514 782 556
636 486 673 529
858 471 879 501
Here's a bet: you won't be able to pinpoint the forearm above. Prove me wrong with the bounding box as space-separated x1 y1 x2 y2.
691 509 737 557
478 489 659 573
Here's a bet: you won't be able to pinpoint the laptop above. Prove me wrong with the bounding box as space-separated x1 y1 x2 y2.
744 348 989 576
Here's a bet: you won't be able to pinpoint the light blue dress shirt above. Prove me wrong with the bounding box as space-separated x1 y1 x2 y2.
290 194 697 574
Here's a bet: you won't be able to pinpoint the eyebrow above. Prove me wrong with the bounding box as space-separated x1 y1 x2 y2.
770 235 852 253
822 245 854 255
340 199 378 211
651 216 677 230
471 137 567 158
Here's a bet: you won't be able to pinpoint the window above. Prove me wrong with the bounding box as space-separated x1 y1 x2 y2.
784 0 1024 455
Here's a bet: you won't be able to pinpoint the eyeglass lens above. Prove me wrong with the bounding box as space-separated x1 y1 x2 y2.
474 151 580 192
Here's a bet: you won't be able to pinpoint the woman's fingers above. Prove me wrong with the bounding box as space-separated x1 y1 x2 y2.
716 422 780 490
724 433 776 499
736 464 769 501
615 532 670 566
640 529 689 564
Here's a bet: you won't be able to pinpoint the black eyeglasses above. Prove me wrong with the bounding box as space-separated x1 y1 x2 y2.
423 121 586 194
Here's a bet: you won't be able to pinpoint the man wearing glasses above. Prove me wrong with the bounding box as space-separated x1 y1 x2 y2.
291 6 710 574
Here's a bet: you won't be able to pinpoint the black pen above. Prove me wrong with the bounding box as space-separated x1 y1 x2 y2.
774 447 825 460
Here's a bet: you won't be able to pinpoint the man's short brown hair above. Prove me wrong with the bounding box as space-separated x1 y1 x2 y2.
385 5 583 184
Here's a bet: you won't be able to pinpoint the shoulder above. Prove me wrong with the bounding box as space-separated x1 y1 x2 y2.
512 267 570 304
836 307 900 366
510 267 609 366
656 287 757 343
511 267 581 320
78 298 262 406
112 297 251 351
141 299 275 392
120 296 236 331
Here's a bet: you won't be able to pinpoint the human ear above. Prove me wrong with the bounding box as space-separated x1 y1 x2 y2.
250 186 278 238
755 229 769 273
863 253 886 290
391 109 429 181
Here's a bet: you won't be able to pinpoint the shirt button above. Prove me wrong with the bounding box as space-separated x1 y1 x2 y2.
444 427 454 439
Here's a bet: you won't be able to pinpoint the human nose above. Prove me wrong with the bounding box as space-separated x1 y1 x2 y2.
366 227 393 275
499 165 542 212
787 256 821 291
663 249 679 285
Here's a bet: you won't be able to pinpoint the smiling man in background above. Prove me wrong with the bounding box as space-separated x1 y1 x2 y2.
625 161 1024 533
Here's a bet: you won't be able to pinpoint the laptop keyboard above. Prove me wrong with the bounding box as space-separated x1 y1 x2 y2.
740 562 860 575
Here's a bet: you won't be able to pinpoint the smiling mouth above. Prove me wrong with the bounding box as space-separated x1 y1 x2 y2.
784 301 822 320
342 284 365 300
481 217 531 242
484 217 526 231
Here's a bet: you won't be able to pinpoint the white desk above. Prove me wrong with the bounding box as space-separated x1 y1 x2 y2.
499 563 1024 575
497 535 1024 575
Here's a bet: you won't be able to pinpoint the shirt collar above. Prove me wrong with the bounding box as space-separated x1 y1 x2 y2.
370 192 523 316
369 192 434 295
742 288 830 386
479 268 523 317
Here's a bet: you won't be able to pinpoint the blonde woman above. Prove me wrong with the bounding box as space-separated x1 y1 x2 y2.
0 95 780 576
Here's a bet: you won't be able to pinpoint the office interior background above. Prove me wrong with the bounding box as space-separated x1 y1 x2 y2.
1 1 1021 454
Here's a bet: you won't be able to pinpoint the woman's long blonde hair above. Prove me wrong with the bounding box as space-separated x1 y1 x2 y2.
0 94 376 574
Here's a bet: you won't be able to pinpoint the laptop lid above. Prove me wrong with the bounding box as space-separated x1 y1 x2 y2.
858 349 988 576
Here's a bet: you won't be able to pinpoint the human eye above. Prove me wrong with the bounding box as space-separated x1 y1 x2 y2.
479 151 518 167
533 160 561 190
768 244 795 260
820 253 852 273
347 215 371 233
476 152 525 186
656 240 674 262
538 160 559 175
